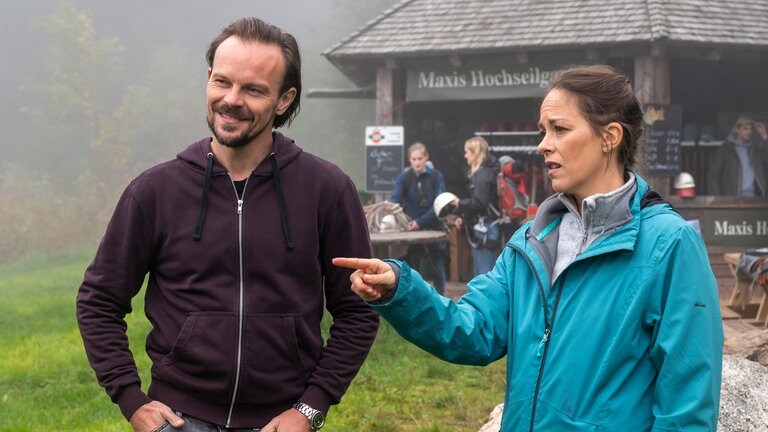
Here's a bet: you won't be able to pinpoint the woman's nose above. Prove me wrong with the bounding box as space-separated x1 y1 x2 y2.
537 133 551 155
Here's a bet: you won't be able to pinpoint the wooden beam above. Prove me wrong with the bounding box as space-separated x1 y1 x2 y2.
634 55 672 193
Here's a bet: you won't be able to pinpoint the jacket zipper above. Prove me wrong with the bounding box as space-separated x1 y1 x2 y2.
226 177 249 427
510 242 565 432
529 275 565 432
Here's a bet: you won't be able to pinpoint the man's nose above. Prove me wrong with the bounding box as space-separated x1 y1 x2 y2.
223 87 243 105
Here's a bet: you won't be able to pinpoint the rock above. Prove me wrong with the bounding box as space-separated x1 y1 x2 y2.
477 403 503 432
719 355 768 431
477 355 768 431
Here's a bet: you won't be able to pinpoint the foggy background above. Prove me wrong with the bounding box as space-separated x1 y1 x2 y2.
0 0 398 262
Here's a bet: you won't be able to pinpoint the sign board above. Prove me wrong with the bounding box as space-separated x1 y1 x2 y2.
701 209 768 246
405 54 584 101
643 103 682 175
365 126 404 192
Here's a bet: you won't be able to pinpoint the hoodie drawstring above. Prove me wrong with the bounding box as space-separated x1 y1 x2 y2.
270 153 295 250
193 152 214 241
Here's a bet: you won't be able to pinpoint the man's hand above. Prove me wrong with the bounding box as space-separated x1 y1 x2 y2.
408 220 420 231
129 401 184 432
262 408 313 431
332 257 397 301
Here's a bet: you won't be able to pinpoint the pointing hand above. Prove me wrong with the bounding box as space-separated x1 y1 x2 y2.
332 257 396 301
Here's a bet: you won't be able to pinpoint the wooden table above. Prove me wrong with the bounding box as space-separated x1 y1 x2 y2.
369 230 448 259
725 252 768 327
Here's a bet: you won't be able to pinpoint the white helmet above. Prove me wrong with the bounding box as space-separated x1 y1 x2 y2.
674 172 696 198
379 214 398 232
433 192 458 218
674 172 695 189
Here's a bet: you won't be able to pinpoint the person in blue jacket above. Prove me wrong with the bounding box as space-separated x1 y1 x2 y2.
389 142 447 294
334 65 723 431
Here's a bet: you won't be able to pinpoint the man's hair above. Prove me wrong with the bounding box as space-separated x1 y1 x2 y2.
549 65 643 171
206 17 301 128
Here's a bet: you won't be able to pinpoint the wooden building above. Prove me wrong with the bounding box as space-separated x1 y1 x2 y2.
319 0 768 278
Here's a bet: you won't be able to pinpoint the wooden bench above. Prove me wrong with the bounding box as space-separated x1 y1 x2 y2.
725 252 768 327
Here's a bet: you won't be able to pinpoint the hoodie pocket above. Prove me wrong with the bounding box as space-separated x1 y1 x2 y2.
237 314 315 406
154 312 237 404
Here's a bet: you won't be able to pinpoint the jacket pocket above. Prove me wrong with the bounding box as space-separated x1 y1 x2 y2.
154 312 237 404
237 314 316 407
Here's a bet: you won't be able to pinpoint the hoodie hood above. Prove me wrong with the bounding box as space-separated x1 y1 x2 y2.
177 131 303 173
179 131 303 248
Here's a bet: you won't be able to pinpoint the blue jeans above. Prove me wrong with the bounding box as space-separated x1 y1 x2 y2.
472 246 496 276
156 412 261 432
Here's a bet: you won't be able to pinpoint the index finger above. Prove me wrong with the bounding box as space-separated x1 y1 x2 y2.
332 257 380 270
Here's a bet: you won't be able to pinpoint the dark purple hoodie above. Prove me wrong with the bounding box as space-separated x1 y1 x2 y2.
77 132 379 427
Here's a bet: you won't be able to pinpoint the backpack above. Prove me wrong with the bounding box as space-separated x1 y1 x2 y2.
495 160 529 224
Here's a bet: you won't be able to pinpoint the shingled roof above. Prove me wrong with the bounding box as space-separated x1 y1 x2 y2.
324 0 768 59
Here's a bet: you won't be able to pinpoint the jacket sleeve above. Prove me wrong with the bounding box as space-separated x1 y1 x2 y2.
390 171 406 205
648 224 723 431
370 248 511 365
76 183 153 420
304 178 379 413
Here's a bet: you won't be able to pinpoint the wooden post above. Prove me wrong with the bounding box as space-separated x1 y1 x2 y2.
374 65 405 203
635 55 672 195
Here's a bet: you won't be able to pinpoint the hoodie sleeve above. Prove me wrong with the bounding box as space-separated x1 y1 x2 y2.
302 178 379 413
76 182 153 420
648 224 723 431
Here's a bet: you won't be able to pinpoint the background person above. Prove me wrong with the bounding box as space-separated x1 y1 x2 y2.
451 136 501 276
708 115 768 196
334 65 722 431
76 17 378 432
389 142 447 294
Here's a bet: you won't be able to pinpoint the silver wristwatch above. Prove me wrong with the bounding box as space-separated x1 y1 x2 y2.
293 402 326 430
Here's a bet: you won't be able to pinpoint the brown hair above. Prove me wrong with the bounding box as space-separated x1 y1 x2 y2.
550 65 643 171
206 17 301 128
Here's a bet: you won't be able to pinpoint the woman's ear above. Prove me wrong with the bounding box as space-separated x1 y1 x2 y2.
603 122 624 152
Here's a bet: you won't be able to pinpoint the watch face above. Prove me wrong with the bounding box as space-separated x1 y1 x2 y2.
312 412 326 429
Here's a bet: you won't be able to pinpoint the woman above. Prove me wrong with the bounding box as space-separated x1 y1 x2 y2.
334 65 722 431
389 142 447 293
453 136 501 275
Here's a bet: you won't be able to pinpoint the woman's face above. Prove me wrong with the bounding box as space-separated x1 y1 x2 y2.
409 149 428 173
537 88 612 202
464 145 477 166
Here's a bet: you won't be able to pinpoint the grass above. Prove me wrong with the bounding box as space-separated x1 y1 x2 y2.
0 253 505 431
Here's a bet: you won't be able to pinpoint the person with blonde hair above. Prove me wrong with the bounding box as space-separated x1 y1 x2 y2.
334 65 722 431
451 136 501 275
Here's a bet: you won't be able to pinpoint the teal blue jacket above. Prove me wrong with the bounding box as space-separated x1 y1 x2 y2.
372 175 722 431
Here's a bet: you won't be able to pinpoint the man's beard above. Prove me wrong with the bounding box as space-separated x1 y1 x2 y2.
207 103 269 149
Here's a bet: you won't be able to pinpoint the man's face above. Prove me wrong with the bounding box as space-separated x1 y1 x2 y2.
206 37 296 148
737 122 754 142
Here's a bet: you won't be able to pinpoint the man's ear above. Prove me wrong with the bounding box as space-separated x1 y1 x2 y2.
276 87 297 115
603 122 624 152
207 68 212 80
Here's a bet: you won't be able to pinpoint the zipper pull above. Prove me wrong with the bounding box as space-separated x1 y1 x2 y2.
237 199 243 215
536 328 551 358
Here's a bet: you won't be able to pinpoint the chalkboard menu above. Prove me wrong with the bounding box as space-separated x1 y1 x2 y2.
365 145 403 192
643 103 682 175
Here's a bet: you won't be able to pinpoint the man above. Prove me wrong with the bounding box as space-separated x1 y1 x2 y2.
708 116 768 196
77 17 379 432
389 142 447 294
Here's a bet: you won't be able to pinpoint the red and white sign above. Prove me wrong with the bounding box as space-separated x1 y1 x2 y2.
365 126 404 146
